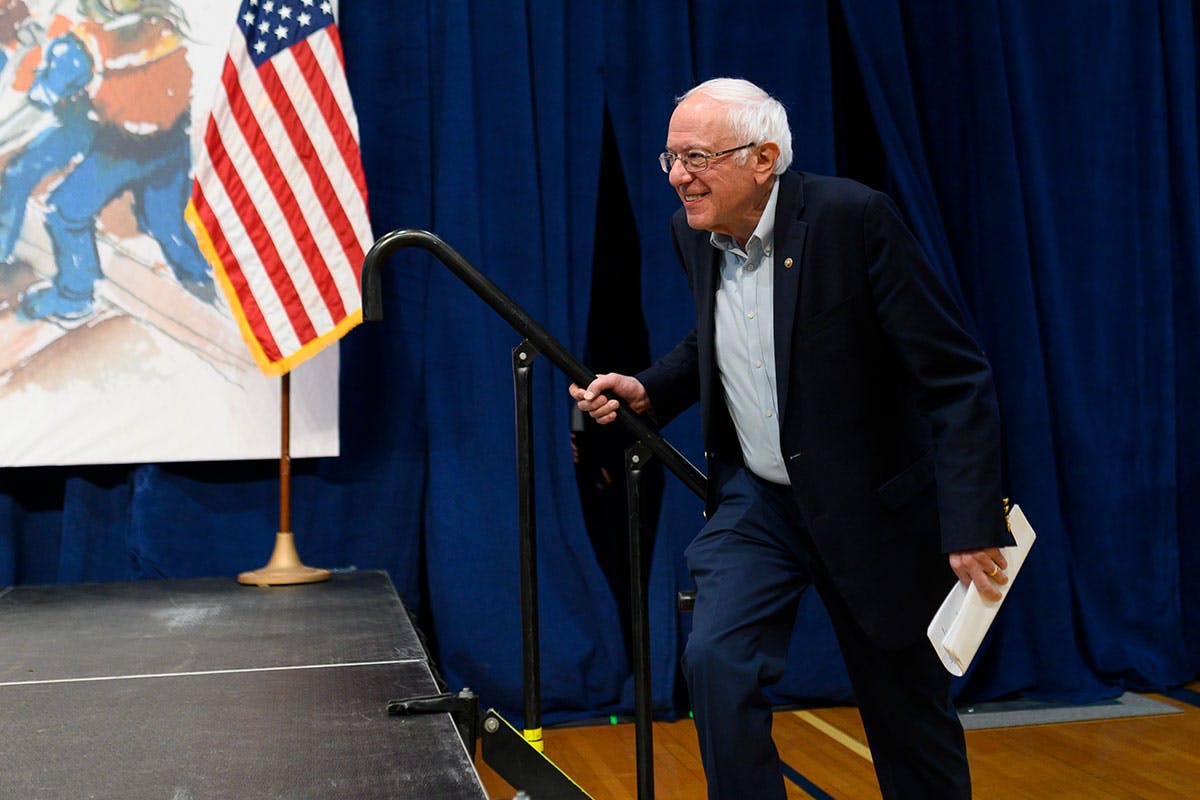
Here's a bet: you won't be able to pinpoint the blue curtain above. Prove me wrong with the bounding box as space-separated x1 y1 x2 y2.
2 0 1196 724
836 0 1200 700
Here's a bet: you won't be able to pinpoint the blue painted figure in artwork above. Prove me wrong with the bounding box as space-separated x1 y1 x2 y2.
0 25 96 266
0 0 94 265
15 0 214 324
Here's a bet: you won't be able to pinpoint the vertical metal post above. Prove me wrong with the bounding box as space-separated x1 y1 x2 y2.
280 371 291 533
513 340 543 752
625 442 655 800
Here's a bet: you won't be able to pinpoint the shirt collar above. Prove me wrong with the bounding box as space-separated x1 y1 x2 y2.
709 177 780 260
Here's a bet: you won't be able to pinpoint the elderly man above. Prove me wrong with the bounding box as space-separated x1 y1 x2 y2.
571 78 1014 799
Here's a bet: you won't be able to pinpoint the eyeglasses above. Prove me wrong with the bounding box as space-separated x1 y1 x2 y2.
658 143 755 174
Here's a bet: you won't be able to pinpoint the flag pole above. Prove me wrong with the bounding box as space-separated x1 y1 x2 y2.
238 372 331 586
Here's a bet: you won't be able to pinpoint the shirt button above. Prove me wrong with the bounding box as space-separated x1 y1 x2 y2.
747 311 756 319
754 359 763 368
765 410 774 418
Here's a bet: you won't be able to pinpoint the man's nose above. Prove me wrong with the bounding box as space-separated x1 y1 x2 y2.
669 160 692 187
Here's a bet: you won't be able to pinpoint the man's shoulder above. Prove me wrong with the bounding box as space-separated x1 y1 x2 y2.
794 171 880 207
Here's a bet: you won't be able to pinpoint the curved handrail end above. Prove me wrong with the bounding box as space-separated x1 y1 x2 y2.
361 229 440 322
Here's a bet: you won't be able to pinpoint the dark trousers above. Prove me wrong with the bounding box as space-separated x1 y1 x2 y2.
682 468 971 799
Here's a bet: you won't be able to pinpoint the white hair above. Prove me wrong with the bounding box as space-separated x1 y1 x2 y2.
678 78 793 175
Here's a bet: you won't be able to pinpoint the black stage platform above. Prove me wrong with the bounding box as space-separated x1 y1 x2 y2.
0 570 488 799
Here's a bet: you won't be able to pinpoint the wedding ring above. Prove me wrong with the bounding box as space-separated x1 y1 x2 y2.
988 565 1001 577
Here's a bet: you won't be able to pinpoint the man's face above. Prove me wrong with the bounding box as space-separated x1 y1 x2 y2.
665 94 774 243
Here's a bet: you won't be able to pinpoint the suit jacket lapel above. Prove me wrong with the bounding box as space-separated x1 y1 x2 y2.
693 231 721 387
676 219 723 445
773 172 808 424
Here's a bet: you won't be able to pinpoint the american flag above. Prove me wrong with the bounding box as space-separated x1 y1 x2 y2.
187 0 373 375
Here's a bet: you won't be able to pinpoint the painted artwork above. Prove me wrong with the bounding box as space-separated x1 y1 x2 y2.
0 0 341 466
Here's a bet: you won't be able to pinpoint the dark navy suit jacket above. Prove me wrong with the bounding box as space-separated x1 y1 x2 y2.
638 171 1013 649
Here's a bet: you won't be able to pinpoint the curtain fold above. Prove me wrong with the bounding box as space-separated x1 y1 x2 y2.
838 0 1199 696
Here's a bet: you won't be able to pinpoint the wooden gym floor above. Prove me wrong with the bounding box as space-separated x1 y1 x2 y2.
476 680 1200 799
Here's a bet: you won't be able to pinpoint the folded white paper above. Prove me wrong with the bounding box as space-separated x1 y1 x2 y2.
927 504 1037 676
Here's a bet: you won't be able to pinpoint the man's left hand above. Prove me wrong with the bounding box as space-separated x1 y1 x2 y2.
949 548 1008 602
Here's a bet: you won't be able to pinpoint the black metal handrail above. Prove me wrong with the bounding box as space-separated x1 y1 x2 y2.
362 229 707 498
362 229 706 800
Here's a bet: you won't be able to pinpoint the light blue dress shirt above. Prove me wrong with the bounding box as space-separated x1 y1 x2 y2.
710 179 790 484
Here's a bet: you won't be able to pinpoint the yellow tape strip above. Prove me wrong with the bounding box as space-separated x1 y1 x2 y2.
792 710 874 763
486 711 591 794
522 726 544 753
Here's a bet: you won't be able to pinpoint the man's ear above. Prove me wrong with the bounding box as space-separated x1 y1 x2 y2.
754 142 780 183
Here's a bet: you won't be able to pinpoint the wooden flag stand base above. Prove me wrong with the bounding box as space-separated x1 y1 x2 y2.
238 372 331 587
237 531 330 586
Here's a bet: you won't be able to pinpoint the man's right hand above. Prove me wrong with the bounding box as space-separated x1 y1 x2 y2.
569 372 652 425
